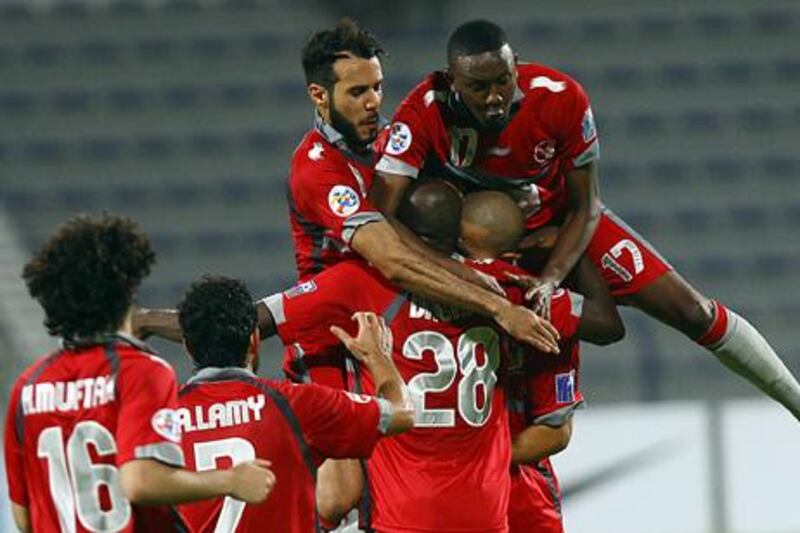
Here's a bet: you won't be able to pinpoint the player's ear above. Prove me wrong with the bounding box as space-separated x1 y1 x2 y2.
247 330 261 373
307 83 328 108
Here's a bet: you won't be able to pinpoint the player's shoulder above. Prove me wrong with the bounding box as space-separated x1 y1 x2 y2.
113 339 175 375
290 129 343 182
397 70 450 111
517 62 586 99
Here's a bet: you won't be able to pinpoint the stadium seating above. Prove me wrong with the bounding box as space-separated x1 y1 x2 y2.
0 0 797 402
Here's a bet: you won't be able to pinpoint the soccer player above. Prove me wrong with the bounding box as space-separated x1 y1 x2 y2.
459 191 622 532
289 19 559 354
3 214 274 533
173 276 413 532
263 181 560 532
372 19 800 421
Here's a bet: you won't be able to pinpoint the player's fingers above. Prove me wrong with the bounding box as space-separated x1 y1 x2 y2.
364 312 381 332
253 459 273 469
330 325 353 345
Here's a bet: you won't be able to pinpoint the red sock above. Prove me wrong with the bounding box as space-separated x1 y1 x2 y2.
695 301 729 347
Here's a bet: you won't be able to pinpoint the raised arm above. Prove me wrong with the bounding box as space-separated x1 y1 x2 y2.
331 312 414 435
134 303 278 343
351 220 560 353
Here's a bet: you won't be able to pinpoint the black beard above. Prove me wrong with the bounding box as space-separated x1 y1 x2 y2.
330 103 373 154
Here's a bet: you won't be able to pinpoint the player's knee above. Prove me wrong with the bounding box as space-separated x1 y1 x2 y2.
679 297 715 338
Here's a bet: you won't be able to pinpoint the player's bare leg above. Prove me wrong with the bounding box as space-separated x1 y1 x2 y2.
618 271 800 421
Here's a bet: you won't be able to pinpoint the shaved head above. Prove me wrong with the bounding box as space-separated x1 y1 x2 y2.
460 191 525 259
396 179 463 254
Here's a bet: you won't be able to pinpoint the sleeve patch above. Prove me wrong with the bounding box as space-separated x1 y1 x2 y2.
385 122 413 155
582 107 597 142
328 185 361 217
151 408 182 443
555 371 577 404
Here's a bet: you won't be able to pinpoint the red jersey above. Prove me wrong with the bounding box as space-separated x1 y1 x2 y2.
3 334 186 533
175 367 387 533
288 116 386 280
464 259 583 533
376 64 599 230
264 259 512 532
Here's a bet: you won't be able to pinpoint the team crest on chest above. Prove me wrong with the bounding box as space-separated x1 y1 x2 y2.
533 139 556 165
328 185 361 217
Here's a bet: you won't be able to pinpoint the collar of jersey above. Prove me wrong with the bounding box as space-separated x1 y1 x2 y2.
312 112 385 167
59 331 154 353
187 366 257 385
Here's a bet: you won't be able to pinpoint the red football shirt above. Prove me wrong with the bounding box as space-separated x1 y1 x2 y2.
375 63 599 230
462 258 583 532
265 259 511 532
3 334 185 533
175 367 387 533
288 116 386 281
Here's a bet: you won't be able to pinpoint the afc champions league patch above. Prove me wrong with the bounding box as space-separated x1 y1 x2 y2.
151 408 182 443
385 122 412 155
327 185 361 217
581 107 597 142
555 371 576 404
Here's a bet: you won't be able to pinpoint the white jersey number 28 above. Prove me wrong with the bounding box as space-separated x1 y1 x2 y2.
403 326 500 428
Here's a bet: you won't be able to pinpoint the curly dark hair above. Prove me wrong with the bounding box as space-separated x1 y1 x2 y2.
301 18 385 89
178 275 257 370
22 213 155 340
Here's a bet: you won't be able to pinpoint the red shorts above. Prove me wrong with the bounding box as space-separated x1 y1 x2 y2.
584 207 672 297
508 460 564 533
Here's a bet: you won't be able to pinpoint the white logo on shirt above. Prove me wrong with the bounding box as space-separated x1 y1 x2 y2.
328 185 361 217
531 76 567 93
533 139 556 165
308 142 324 161
487 146 512 157
344 392 373 404
151 408 182 443
385 122 412 155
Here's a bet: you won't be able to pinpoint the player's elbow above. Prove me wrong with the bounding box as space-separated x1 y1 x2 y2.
551 422 573 455
119 460 163 505
595 316 626 345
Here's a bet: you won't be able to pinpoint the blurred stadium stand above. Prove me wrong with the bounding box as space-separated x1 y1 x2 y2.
0 0 798 407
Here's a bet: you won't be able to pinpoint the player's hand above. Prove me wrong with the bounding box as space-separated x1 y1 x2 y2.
525 279 558 321
495 304 560 354
331 312 393 366
229 459 276 503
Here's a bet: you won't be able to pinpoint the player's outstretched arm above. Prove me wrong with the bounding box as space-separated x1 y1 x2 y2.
351 221 560 354
133 308 182 342
119 457 276 505
512 418 573 465
331 312 414 435
134 302 278 342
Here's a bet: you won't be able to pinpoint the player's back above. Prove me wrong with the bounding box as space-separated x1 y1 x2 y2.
177 370 317 532
176 367 385 533
365 291 511 532
4 335 185 533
